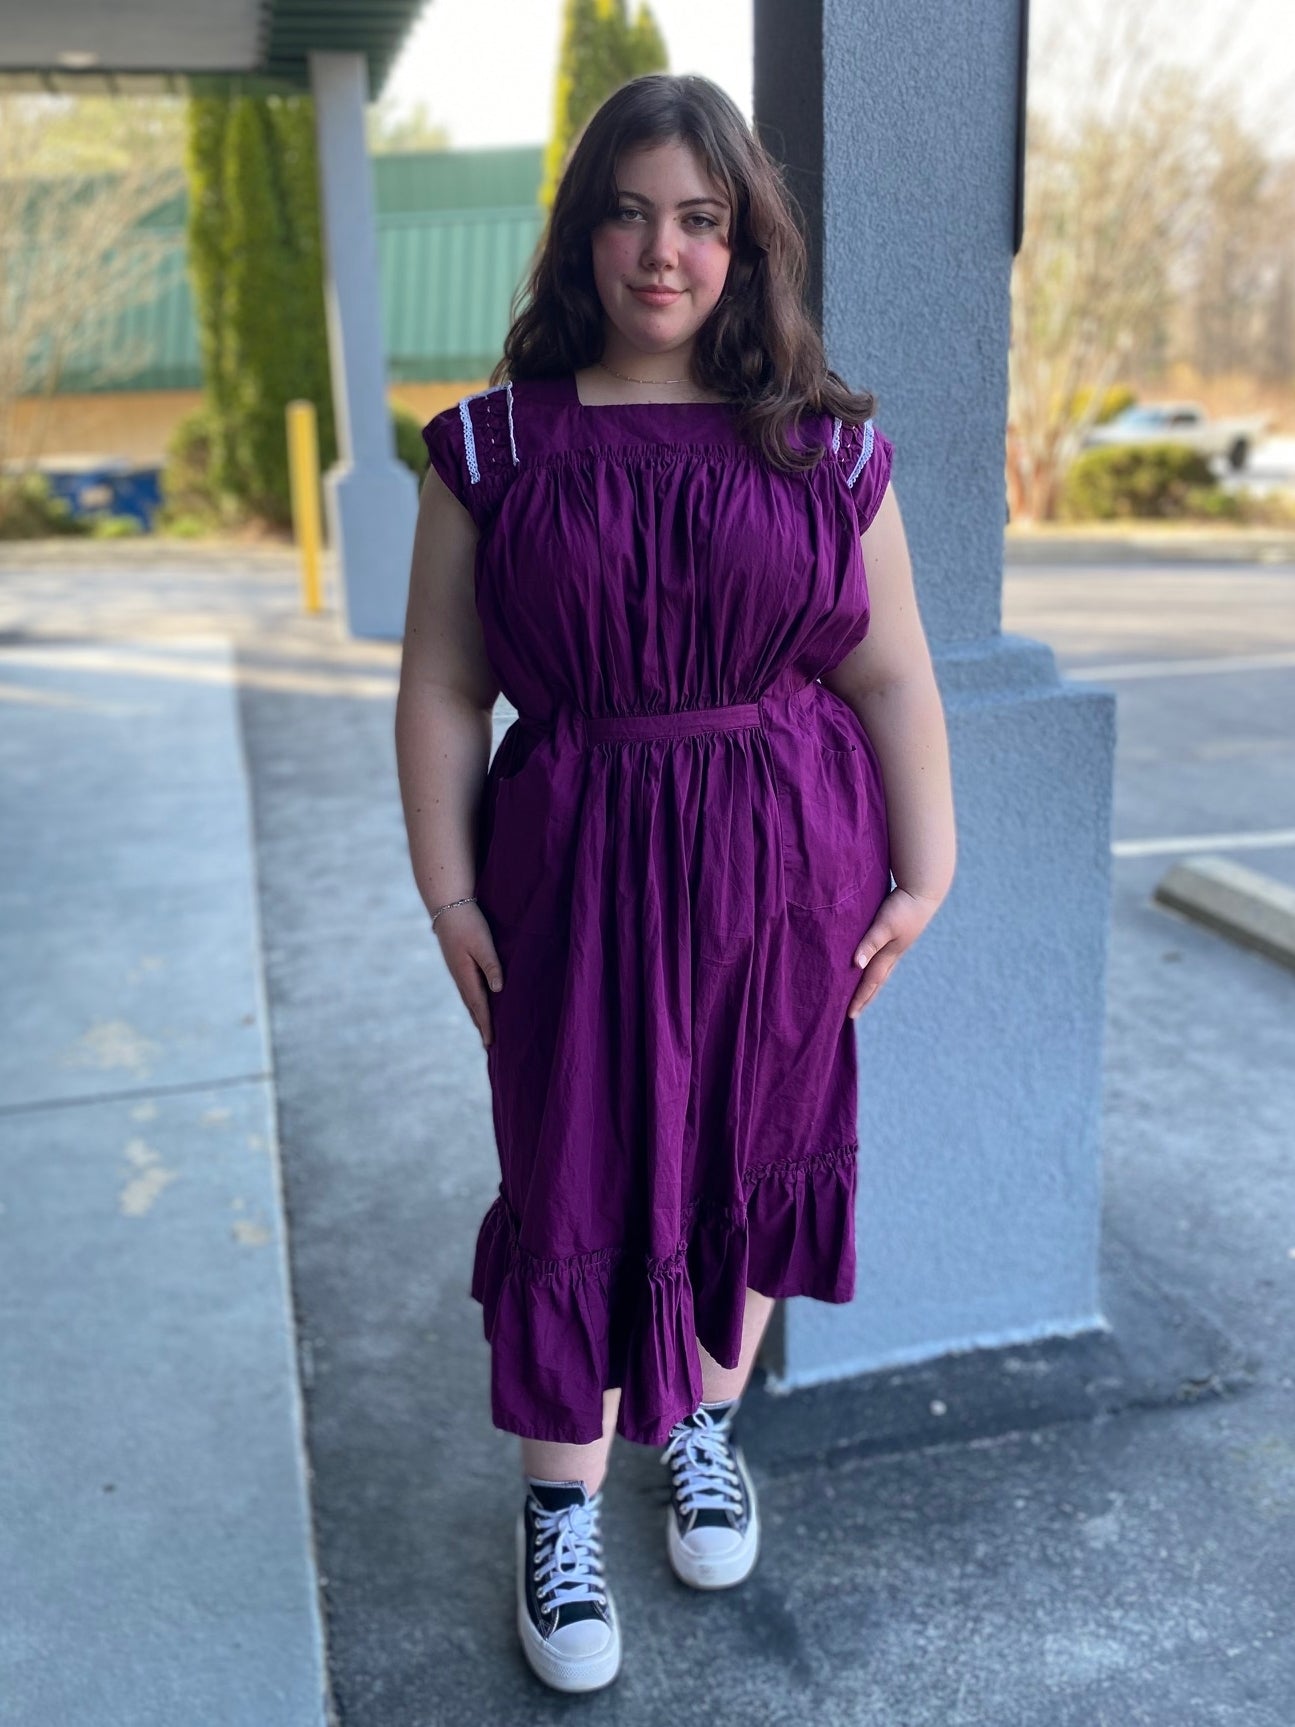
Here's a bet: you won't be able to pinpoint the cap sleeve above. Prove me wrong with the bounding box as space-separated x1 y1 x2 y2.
422 404 469 502
421 384 518 533
834 416 895 534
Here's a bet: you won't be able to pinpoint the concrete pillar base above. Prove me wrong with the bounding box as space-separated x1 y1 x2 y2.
323 460 418 641
766 639 1116 1389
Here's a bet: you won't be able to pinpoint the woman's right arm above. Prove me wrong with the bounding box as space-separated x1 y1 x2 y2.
394 461 505 1046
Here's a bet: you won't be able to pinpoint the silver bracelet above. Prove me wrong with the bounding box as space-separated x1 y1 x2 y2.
430 894 477 932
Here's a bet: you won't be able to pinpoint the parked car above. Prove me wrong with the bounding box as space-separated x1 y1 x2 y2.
1080 402 1270 471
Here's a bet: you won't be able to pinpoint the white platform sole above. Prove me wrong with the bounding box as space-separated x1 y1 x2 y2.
515 1514 622 1693
666 1446 761 1589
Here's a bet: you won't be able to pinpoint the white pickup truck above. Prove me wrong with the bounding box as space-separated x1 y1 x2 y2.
1081 402 1270 471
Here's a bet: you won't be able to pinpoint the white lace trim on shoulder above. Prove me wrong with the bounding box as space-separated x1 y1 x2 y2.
458 396 481 484
458 382 519 485
845 418 875 490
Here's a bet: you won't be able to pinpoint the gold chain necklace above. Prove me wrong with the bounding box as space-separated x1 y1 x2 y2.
597 359 691 386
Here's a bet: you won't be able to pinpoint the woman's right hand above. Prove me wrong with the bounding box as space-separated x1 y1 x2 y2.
434 901 504 1048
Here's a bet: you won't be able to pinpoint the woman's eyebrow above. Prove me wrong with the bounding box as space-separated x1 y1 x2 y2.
615 190 730 209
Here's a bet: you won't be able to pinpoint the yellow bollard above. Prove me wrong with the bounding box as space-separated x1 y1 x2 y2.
286 399 324 615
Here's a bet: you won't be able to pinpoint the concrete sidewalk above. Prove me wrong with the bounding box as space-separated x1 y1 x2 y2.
0 627 329 1725
2 541 1293 1725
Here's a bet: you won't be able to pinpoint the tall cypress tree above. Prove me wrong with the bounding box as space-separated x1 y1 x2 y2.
539 0 669 212
624 3 668 78
186 90 239 500
185 87 335 526
271 98 337 483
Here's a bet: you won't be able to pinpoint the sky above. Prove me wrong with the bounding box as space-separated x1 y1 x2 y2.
383 0 752 142
382 0 1294 155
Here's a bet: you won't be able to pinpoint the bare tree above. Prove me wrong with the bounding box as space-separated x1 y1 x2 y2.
1009 3 1231 520
0 94 186 470
1188 112 1292 381
1190 115 1271 377
367 94 452 154
1257 159 1295 385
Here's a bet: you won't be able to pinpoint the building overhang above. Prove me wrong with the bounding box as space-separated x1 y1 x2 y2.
0 0 426 99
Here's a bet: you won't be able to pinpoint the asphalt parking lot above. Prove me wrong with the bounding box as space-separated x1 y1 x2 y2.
1004 534 1295 895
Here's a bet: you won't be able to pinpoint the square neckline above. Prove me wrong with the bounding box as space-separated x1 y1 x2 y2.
565 372 738 413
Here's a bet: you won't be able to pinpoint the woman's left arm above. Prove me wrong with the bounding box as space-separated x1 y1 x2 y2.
820 484 957 1018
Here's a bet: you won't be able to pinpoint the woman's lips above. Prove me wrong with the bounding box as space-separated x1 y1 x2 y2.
631 286 682 304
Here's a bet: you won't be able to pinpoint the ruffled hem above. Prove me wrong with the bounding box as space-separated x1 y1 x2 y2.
469 1141 859 1447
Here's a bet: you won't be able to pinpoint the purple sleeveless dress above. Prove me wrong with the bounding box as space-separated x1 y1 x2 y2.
422 373 895 1448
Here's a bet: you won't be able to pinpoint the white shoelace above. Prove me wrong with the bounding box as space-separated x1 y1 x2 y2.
530 1498 608 1614
661 1410 745 1518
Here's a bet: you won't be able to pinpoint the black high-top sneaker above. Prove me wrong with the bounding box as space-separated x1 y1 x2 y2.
660 1396 760 1589
516 1478 621 1692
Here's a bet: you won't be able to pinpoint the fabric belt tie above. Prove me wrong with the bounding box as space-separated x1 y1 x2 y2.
514 686 816 749
581 700 763 743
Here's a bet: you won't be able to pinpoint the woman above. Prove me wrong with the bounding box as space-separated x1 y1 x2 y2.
395 71 956 1694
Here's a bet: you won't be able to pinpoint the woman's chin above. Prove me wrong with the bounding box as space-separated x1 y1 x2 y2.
612 310 699 350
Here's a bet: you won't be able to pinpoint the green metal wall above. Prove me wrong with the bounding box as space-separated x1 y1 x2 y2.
38 147 546 394
381 206 546 383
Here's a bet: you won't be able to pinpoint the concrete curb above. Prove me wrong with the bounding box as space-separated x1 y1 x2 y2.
1005 528 1295 564
0 635 331 1726
1153 853 1295 973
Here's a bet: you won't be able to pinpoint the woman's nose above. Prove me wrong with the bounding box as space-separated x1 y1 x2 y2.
641 223 678 269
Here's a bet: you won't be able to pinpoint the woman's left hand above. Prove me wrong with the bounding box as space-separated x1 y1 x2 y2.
846 886 943 1020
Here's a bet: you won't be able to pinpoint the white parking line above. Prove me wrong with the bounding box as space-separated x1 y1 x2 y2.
1113 828 1295 858
1069 651 1295 681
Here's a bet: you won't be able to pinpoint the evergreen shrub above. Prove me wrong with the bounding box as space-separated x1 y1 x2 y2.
1062 443 1219 520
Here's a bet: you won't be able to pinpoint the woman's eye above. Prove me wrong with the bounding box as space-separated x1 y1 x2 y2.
613 209 717 230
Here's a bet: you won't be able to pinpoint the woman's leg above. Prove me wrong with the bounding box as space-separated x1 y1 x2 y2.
518 1285 773 1490
520 1386 622 1495
698 1288 776 1404
663 1288 771 1592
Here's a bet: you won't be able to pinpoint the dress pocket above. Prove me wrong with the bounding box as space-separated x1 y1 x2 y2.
769 702 889 912
475 732 568 937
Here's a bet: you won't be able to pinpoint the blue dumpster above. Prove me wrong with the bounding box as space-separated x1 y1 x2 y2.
35 456 163 531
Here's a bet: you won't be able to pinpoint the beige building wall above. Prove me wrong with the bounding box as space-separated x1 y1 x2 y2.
10 392 204 465
11 382 491 466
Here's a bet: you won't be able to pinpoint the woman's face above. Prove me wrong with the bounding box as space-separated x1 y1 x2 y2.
589 137 733 364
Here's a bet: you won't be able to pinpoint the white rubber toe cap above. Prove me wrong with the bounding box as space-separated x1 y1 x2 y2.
679 1524 744 1559
548 1617 616 1659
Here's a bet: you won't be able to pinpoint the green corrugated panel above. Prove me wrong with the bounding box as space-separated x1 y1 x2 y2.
374 146 543 213
38 232 202 394
32 149 549 393
382 206 547 381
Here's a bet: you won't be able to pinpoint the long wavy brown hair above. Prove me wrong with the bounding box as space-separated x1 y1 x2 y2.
487 73 877 471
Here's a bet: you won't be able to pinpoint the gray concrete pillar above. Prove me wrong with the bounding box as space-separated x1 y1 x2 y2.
308 50 417 640
755 0 1117 1386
